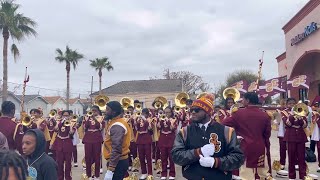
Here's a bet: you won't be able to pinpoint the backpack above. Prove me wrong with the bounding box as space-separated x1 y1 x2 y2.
305 147 316 162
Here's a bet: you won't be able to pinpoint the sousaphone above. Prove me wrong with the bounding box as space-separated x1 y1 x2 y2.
174 92 189 113
94 95 109 112
223 87 240 102
120 97 134 111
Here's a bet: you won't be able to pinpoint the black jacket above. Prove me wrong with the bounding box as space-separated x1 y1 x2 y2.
171 121 244 180
26 129 58 180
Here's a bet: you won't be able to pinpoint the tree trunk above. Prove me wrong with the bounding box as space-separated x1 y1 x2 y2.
99 68 102 94
2 28 9 101
66 62 70 110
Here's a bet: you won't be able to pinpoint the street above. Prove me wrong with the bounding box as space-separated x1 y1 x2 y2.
72 130 319 180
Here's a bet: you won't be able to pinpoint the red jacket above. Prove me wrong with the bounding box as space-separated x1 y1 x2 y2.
223 106 271 168
157 118 177 148
0 117 17 150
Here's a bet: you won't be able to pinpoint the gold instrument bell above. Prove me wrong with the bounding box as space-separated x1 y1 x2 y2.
21 111 32 127
153 96 168 109
292 102 309 117
174 92 189 112
49 110 56 118
120 97 134 110
135 102 142 111
72 115 78 123
94 95 109 111
223 87 240 102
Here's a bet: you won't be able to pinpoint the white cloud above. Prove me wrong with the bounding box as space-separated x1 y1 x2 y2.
117 10 161 29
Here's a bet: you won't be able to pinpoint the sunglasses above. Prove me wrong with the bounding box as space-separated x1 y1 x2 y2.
190 108 202 113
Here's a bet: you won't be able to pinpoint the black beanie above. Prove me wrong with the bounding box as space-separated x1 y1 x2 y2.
107 101 123 115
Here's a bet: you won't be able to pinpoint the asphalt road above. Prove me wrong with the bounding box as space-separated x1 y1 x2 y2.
71 131 320 180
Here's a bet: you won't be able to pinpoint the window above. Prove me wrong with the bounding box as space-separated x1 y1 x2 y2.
298 88 308 101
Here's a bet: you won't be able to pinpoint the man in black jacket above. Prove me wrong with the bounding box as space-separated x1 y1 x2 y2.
171 94 244 180
22 129 58 180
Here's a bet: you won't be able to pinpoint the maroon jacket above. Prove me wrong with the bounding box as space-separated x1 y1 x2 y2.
283 115 308 142
51 121 75 152
47 117 57 138
0 117 17 150
135 118 152 145
14 123 25 154
223 106 271 168
82 116 104 144
157 118 177 148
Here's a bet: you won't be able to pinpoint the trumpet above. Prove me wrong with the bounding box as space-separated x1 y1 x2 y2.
86 111 93 117
72 115 78 123
135 111 142 117
159 114 166 121
63 119 71 127
174 106 181 113
49 110 56 118
293 102 309 117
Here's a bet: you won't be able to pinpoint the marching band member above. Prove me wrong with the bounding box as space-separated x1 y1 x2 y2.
68 110 79 168
52 110 76 180
277 98 296 171
135 108 153 179
158 107 177 180
126 106 138 172
47 109 58 160
82 105 105 179
0 101 18 150
30 108 51 153
103 101 131 180
283 103 308 180
213 97 234 123
223 92 272 179
151 107 162 163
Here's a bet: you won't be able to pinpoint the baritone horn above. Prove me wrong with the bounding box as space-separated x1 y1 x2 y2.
223 87 240 102
21 112 32 127
153 96 168 109
120 97 134 110
293 102 309 117
94 95 109 111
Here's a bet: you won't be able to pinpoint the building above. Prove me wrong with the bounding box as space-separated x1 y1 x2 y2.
43 96 67 113
0 91 22 117
276 0 320 101
68 98 84 115
91 79 184 108
16 95 49 115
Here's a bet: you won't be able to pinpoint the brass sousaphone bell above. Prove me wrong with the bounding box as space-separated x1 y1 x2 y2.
292 102 309 117
153 96 168 109
94 94 109 111
223 87 241 102
49 110 56 118
120 97 134 111
174 92 190 113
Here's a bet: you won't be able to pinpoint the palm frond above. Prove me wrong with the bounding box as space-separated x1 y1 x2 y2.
10 43 19 61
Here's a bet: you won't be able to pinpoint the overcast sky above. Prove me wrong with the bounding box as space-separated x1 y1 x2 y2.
2 0 309 97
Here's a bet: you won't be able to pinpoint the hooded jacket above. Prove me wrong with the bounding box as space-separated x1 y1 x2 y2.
25 129 58 180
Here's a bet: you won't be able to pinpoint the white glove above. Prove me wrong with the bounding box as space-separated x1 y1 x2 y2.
104 170 114 180
199 155 215 168
200 144 215 157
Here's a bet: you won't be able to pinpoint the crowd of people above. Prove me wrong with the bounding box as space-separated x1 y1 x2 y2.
1 91 320 180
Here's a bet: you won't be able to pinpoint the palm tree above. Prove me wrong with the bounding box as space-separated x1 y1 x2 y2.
0 0 37 101
89 57 113 94
55 46 84 109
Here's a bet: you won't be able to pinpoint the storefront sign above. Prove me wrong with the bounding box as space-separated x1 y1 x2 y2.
291 22 318 46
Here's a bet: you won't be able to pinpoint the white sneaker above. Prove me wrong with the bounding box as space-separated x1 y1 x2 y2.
308 173 319 179
232 175 242 180
295 165 299 170
160 177 166 180
100 168 103 174
280 164 285 170
74 163 78 167
140 174 147 180
94 177 100 180
168 177 175 180
152 159 155 163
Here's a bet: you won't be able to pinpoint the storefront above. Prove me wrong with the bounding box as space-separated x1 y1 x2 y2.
276 0 320 102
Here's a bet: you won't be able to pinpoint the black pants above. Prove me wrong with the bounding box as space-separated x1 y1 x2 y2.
112 159 129 180
310 139 316 152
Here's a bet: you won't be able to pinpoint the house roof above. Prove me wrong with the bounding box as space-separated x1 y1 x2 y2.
91 79 183 95
43 96 65 104
15 95 48 104
0 91 21 102
68 98 84 105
